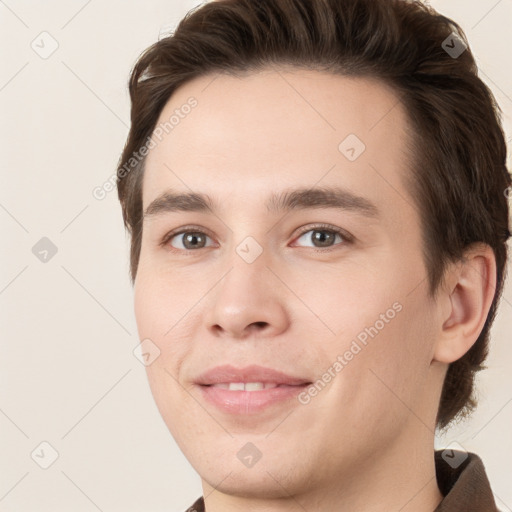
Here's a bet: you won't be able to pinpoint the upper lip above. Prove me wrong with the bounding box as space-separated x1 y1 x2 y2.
194 364 312 386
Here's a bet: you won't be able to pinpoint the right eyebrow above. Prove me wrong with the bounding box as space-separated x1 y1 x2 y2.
143 191 214 218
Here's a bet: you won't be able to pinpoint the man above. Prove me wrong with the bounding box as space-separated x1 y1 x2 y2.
116 0 510 510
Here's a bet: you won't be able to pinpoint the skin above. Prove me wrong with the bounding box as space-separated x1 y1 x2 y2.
133 66 496 512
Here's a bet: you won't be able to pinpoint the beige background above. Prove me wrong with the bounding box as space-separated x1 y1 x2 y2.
1 1 511 511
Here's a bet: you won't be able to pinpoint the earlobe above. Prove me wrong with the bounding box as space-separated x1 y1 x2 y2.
433 243 497 364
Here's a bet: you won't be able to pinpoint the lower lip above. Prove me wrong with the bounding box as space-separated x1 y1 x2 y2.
197 384 310 414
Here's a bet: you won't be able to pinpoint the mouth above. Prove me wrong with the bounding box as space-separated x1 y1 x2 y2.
194 363 311 387
194 365 313 414
203 382 310 391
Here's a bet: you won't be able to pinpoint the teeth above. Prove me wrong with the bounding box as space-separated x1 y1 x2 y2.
245 382 264 391
211 382 279 391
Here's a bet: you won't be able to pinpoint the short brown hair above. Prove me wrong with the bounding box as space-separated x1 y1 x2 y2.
116 0 511 430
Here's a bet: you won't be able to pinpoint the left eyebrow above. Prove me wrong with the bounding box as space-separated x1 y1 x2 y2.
143 185 380 220
266 186 380 217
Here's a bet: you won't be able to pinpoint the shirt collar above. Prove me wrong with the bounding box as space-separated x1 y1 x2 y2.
434 449 499 511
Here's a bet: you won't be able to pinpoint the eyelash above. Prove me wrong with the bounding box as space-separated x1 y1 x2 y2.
159 223 354 254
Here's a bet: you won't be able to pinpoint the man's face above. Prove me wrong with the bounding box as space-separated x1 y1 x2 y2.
134 67 443 497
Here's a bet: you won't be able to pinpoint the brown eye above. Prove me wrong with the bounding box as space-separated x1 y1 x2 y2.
168 231 213 250
294 227 347 249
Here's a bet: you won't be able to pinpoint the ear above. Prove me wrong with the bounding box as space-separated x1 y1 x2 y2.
432 243 497 364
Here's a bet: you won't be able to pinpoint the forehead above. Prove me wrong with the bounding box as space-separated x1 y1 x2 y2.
142 67 416 223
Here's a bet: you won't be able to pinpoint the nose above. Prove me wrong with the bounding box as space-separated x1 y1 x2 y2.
203 252 290 340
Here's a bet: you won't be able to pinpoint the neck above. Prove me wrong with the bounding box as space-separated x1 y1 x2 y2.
201 426 444 512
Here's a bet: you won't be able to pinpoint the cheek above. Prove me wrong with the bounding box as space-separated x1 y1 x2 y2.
133 272 194 389
308 258 435 407
312 301 436 456
134 274 196 436
133 264 193 338
290 263 401 347
343 288 436 420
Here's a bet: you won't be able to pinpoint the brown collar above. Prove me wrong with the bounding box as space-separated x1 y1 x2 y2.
434 450 499 511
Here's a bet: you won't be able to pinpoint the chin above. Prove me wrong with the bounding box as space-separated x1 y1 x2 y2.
202 469 304 500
